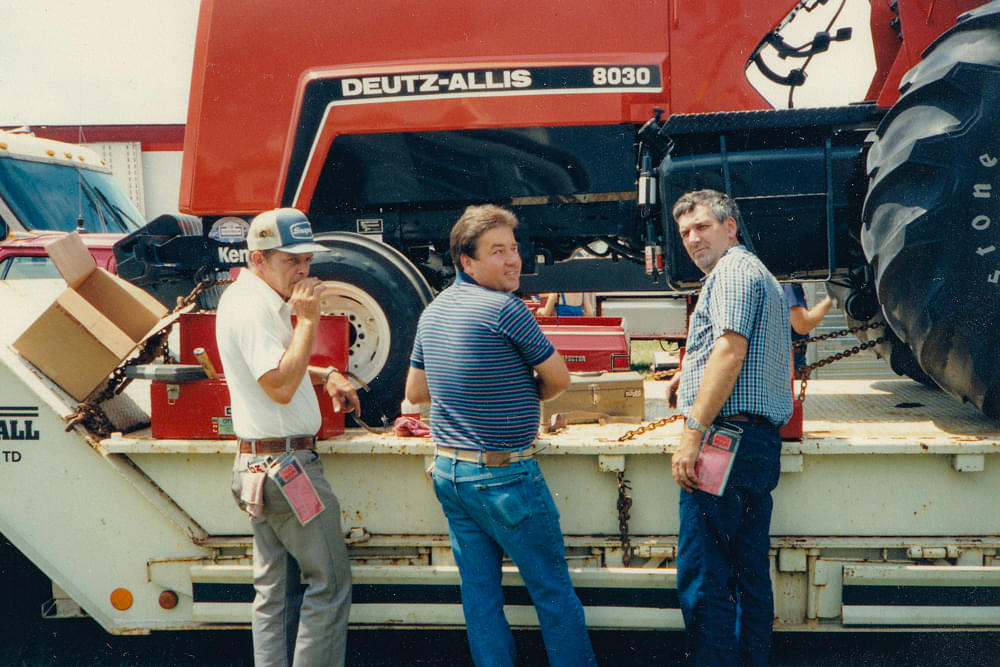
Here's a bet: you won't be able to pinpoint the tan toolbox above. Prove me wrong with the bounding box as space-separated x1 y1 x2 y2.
541 370 644 423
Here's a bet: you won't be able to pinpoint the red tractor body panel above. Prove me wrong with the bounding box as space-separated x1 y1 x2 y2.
180 0 980 217
179 0 810 216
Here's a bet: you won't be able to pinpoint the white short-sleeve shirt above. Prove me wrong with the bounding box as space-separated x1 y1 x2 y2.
215 269 321 440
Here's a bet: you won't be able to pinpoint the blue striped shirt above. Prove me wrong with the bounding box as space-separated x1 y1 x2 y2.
410 272 554 450
677 245 793 425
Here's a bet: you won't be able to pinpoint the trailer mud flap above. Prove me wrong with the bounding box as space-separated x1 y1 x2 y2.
842 563 1000 626
190 564 683 630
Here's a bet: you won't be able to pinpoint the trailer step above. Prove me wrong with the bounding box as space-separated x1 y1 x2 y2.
842 563 1000 626
190 563 682 630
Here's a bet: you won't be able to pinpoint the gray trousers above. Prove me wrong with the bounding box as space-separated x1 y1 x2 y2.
233 450 352 666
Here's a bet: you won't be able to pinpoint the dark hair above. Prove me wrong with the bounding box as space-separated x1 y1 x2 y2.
672 189 742 227
450 204 519 269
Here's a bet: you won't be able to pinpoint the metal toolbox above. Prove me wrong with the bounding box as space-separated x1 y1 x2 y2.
152 311 351 439
541 370 644 422
150 379 344 440
537 317 631 373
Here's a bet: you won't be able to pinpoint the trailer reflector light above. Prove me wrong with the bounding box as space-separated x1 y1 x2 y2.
110 587 134 611
159 590 179 610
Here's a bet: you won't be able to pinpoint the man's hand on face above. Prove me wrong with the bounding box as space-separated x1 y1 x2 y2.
289 277 323 324
672 428 702 492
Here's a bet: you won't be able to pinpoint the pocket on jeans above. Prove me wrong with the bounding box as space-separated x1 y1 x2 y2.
474 476 532 529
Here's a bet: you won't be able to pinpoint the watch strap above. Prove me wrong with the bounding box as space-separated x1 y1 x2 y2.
686 416 708 434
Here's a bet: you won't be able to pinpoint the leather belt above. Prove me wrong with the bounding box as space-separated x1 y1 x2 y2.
720 413 772 426
238 436 316 455
436 445 538 467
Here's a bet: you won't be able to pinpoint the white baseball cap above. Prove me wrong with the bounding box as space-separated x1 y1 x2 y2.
247 208 329 255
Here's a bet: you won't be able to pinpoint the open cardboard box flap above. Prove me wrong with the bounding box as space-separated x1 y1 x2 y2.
13 232 173 401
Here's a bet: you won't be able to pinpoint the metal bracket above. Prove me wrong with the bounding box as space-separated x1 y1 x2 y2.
952 454 985 472
598 454 625 473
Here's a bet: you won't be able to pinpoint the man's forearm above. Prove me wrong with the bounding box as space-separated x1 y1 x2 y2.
688 332 747 426
536 376 565 401
405 367 431 404
535 353 571 401
673 333 748 491
282 319 317 382
259 318 317 403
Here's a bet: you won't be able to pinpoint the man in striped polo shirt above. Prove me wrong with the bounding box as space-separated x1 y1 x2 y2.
405 205 596 667
668 190 792 666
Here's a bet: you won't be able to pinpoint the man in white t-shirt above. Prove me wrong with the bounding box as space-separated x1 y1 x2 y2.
217 208 359 666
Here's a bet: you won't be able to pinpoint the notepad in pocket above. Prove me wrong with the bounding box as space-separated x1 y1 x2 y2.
268 453 325 525
695 424 742 496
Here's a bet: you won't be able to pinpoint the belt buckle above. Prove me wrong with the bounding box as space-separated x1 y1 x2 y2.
481 450 508 467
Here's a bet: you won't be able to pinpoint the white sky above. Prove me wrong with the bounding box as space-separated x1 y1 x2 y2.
0 0 199 125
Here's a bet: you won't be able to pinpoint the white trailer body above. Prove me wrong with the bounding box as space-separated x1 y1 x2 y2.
1 282 999 635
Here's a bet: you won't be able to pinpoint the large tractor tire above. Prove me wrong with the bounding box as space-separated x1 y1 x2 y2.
310 233 434 426
861 1 1000 417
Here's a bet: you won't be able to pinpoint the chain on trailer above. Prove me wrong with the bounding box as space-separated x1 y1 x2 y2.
611 322 884 563
793 321 886 401
609 320 888 564
612 414 684 566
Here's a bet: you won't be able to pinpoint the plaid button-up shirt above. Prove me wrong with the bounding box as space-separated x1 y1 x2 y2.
677 245 793 426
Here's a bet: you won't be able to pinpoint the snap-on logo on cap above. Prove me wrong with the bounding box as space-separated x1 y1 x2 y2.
288 221 313 240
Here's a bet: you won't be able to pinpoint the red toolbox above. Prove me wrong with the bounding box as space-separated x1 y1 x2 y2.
151 379 345 440
178 311 349 372
151 378 234 439
537 317 630 372
151 312 351 439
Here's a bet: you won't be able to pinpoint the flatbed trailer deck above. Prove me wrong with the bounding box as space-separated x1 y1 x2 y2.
3 297 998 634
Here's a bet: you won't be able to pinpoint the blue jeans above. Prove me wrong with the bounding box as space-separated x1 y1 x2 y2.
676 422 782 667
432 455 597 667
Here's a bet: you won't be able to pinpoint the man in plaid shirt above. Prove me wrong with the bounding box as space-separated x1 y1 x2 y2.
667 189 792 666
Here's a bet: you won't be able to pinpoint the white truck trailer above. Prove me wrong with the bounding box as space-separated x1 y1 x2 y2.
1 276 998 635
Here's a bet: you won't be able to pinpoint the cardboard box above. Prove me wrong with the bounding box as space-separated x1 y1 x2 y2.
541 371 645 422
12 232 168 400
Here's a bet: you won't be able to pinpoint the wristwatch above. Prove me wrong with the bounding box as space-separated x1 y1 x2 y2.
321 366 340 383
685 416 708 434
